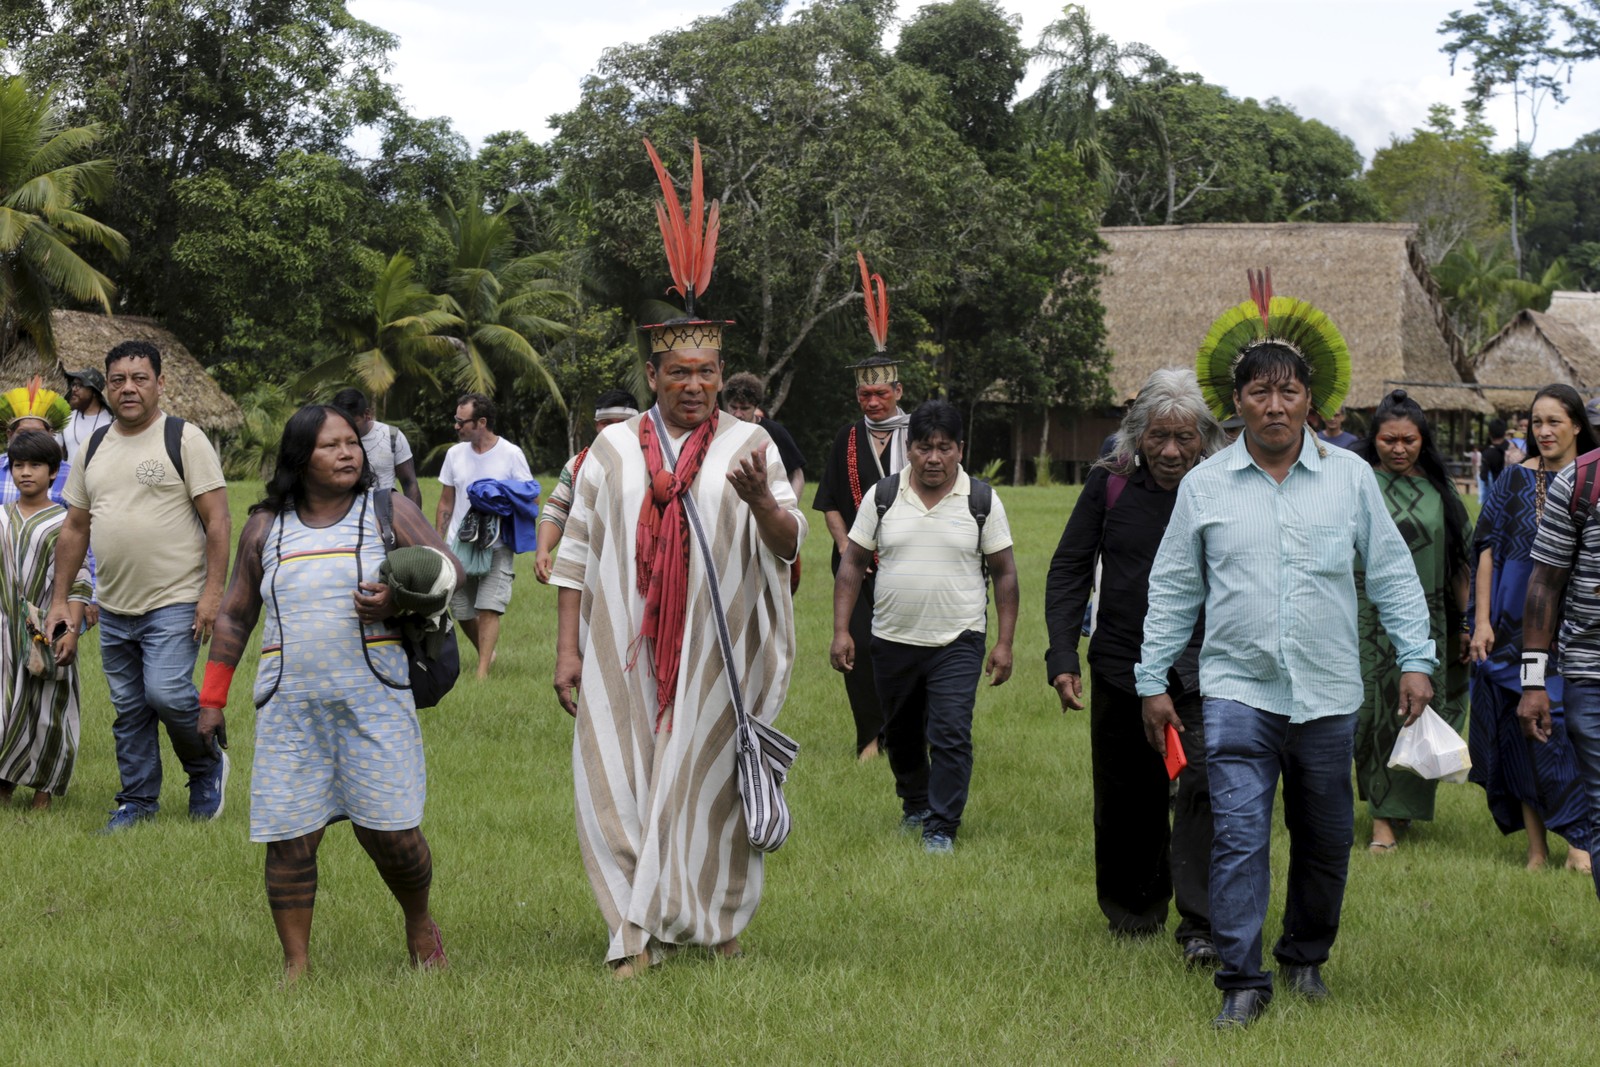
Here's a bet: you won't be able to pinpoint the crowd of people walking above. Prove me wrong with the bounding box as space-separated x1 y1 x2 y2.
11 143 1600 1034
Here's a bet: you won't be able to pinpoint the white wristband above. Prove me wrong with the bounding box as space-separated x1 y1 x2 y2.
1522 650 1550 691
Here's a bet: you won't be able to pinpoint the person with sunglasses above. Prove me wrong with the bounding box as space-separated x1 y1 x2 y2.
435 393 532 678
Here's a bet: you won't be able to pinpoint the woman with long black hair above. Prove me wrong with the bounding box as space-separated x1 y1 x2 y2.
1352 389 1474 852
1469 384 1597 871
198 404 464 980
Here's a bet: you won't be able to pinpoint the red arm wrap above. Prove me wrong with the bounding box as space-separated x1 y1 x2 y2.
200 662 236 709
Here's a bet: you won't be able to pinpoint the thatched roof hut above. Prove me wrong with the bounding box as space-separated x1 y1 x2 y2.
1475 306 1600 412
1549 291 1600 340
0 311 243 432
1098 222 1493 415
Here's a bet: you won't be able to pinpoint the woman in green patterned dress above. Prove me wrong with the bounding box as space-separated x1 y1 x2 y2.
1352 389 1473 852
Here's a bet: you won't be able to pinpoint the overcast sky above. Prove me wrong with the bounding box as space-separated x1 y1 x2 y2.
347 0 1599 165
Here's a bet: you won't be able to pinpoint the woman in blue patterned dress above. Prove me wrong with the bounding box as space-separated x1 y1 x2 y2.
1470 384 1598 871
200 405 463 981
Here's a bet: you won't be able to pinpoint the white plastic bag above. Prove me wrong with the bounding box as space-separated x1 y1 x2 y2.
1387 705 1471 784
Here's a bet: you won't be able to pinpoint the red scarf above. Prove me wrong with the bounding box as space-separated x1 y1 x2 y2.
633 408 719 729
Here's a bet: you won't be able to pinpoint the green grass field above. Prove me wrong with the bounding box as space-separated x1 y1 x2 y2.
1 478 1594 1065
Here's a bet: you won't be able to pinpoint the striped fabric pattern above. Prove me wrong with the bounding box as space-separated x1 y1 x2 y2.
0 502 92 794
1531 466 1600 679
551 412 805 963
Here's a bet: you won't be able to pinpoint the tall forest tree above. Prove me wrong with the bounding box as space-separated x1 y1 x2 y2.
1440 0 1583 273
552 0 1110 465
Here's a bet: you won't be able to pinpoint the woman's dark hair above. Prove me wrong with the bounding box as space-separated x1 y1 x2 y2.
1357 388 1470 579
6 429 61 479
252 405 374 515
908 399 963 444
1530 383 1600 456
1232 342 1311 395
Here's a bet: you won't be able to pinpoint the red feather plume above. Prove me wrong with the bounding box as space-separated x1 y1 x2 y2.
643 137 720 315
857 251 889 351
1247 267 1273 332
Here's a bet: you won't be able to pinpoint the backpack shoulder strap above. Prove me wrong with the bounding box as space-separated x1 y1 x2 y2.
1104 472 1129 512
1571 451 1600 520
872 475 898 539
967 478 994 583
374 487 397 551
968 478 992 540
82 423 113 470
164 416 186 482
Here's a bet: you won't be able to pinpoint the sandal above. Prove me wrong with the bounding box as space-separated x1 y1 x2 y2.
1367 840 1397 854
411 922 448 970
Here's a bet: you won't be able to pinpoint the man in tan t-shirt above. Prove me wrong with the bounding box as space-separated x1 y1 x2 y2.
48 340 232 834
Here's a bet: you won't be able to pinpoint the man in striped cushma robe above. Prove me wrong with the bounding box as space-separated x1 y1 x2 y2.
551 336 805 978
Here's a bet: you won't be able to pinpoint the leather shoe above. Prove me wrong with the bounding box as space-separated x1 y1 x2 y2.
1279 963 1330 1000
1212 988 1271 1029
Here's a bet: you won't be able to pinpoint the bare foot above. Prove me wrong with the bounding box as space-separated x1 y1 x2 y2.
1369 817 1398 851
713 937 743 959
1566 849 1592 874
857 739 880 762
280 957 309 988
612 953 651 979
1527 850 1549 871
29 791 51 811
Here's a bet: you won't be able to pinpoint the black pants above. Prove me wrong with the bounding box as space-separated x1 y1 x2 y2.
874 631 986 838
843 573 885 753
1090 678 1212 941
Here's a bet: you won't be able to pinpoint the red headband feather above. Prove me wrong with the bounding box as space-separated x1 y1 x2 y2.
1247 267 1273 332
857 251 889 352
643 138 721 316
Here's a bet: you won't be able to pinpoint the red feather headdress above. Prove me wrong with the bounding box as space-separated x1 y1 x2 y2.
857 251 889 352
643 138 721 317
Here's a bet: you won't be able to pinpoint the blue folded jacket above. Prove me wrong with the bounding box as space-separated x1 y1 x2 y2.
466 478 542 554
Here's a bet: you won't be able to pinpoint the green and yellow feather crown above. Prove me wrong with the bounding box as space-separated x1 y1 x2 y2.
0 376 71 432
1196 268 1351 420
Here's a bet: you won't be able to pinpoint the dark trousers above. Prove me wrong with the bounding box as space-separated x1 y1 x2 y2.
843 573 885 752
873 631 986 838
1205 699 1356 993
1090 680 1211 940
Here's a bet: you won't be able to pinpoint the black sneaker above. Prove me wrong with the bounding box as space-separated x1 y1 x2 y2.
457 511 480 544
899 808 932 833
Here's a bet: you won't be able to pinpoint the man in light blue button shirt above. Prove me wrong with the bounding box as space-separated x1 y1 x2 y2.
1137 339 1436 1028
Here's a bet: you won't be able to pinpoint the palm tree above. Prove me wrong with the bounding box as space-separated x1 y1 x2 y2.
296 251 462 416
439 193 573 407
0 76 128 358
1020 5 1161 183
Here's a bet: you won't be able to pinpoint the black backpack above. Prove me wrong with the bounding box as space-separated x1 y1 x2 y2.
373 488 461 710
872 474 995 582
81 416 187 480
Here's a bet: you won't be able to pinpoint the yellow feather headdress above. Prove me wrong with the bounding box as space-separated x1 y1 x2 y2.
0 376 72 433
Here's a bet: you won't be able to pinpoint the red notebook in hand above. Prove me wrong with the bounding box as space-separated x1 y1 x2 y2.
1163 723 1187 780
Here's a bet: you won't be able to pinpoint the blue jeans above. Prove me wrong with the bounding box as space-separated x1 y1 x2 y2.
1550 680 1600 902
100 603 217 809
873 631 986 838
1205 699 1356 992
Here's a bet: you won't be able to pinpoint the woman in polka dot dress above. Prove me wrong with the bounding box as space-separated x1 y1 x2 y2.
199 405 464 982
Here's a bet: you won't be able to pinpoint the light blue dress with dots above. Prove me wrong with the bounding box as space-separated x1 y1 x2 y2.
248 491 424 843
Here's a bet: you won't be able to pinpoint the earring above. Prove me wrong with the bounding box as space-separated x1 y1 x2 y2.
1134 453 1142 467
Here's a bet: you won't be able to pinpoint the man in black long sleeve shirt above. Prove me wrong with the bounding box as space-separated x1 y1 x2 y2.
1044 386 1215 964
